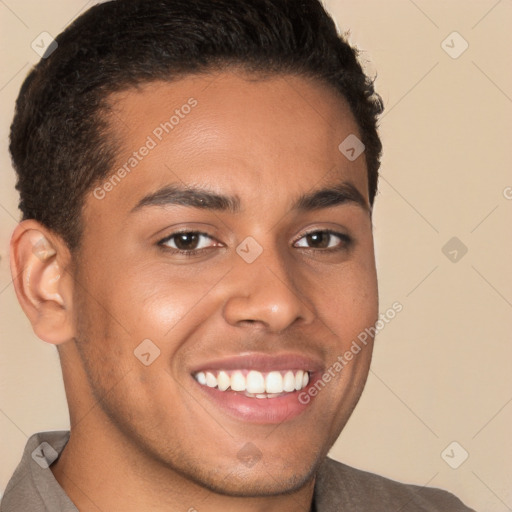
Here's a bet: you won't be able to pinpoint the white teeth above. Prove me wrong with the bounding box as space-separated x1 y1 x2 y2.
205 371 217 388
283 371 296 392
246 392 282 399
295 370 304 391
194 369 311 395
246 370 265 393
217 371 230 391
265 371 283 394
230 371 246 391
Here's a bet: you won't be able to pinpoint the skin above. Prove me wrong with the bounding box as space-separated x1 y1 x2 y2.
10 70 378 512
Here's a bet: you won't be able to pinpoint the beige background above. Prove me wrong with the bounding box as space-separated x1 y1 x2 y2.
1 1 511 510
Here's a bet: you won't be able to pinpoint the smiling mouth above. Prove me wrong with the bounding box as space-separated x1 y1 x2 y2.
193 369 310 398
189 353 322 423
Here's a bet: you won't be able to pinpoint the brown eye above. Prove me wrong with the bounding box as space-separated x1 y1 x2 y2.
159 231 216 252
294 230 351 250
173 233 200 250
305 232 330 249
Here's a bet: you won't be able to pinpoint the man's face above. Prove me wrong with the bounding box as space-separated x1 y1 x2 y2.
70 71 378 495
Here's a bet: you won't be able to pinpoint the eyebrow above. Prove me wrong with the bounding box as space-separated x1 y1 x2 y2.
130 181 370 214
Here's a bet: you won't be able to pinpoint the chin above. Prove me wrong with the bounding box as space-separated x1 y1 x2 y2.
188 464 317 498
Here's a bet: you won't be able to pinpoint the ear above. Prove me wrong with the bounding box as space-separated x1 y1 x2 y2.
10 220 75 345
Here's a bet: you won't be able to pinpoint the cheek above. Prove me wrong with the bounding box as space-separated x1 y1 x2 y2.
117 264 226 338
81 254 216 337
319 260 378 337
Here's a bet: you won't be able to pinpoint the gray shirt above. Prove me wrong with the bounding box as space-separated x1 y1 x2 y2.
1 431 476 511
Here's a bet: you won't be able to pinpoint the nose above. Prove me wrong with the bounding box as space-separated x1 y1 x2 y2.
222 241 315 334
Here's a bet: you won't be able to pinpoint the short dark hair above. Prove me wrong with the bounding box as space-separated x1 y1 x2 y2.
10 0 383 251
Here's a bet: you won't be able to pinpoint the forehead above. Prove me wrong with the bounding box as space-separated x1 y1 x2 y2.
88 70 368 218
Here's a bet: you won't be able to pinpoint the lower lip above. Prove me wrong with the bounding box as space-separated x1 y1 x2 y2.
193 377 317 424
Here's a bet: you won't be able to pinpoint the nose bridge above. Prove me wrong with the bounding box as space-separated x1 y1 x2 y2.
222 235 314 332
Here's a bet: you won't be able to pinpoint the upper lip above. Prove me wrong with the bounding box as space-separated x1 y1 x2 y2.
189 352 324 374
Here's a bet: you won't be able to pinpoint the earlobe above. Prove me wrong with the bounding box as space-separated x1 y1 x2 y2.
10 220 75 345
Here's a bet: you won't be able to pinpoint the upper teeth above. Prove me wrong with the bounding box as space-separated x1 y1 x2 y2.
194 370 310 394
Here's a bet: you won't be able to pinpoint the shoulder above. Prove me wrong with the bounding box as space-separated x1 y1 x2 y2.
1 431 76 512
314 457 476 511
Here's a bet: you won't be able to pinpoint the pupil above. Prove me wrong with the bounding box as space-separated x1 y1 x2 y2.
307 232 329 248
175 233 199 250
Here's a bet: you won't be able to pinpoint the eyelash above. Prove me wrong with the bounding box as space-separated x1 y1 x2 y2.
157 229 352 257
